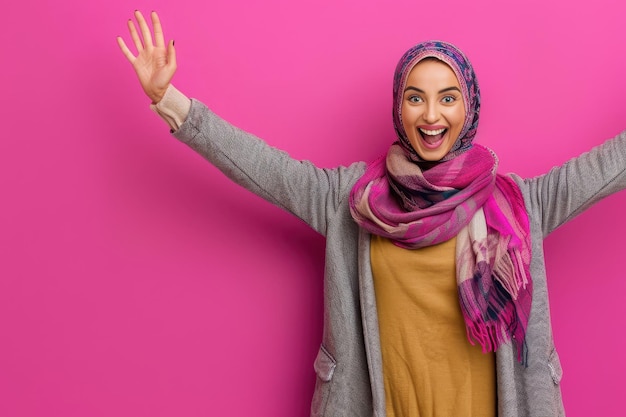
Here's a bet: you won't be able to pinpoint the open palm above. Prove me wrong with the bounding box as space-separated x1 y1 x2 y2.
117 11 176 103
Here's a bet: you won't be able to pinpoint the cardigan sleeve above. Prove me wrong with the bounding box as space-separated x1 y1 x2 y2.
169 98 365 236
518 130 626 238
150 85 192 131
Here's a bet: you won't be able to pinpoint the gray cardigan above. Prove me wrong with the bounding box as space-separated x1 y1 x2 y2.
173 98 626 416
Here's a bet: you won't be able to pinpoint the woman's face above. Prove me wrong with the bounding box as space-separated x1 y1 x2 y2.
401 59 466 161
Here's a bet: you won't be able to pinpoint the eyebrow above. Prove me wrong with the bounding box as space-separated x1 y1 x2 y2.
404 86 462 94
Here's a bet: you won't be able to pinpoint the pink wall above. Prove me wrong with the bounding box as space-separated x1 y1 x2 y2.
2 0 625 415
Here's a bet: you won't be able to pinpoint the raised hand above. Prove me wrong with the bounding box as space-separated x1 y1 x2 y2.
117 11 176 103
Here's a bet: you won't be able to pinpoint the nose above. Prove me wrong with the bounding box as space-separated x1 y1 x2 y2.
423 102 439 124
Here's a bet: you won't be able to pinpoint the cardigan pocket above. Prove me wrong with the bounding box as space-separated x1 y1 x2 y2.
548 348 563 385
311 345 337 416
314 345 337 382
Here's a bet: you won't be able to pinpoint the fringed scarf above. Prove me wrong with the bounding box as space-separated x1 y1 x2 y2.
349 41 532 364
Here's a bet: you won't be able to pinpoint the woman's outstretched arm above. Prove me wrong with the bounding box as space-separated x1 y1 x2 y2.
519 130 626 238
115 11 365 235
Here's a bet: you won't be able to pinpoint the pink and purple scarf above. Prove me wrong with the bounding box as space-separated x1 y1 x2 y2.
350 41 532 363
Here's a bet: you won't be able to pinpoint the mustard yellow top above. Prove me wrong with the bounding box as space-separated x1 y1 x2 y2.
370 235 496 417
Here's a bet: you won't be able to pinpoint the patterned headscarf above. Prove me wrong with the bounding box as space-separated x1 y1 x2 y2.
393 40 480 161
350 41 532 363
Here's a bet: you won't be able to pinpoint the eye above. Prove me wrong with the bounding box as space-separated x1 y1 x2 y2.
441 95 456 104
407 95 423 103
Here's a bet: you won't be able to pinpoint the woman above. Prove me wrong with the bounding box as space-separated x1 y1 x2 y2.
117 10 626 417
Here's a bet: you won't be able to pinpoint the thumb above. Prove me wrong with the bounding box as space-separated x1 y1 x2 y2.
167 39 177 72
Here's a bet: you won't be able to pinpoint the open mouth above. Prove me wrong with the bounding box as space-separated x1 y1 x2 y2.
418 127 447 147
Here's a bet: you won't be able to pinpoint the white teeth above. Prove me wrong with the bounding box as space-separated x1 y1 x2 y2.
419 128 446 135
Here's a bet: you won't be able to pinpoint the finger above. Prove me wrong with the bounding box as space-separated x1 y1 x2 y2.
152 11 165 48
127 18 143 52
135 10 154 49
166 39 177 70
116 36 136 63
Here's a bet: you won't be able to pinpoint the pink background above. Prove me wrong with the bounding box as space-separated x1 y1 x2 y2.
2 0 626 415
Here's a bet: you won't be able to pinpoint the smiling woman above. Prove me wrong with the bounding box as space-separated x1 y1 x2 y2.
400 59 466 161
117 10 626 417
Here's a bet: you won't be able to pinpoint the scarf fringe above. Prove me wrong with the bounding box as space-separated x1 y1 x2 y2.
492 247 530 300
459 278 529 366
